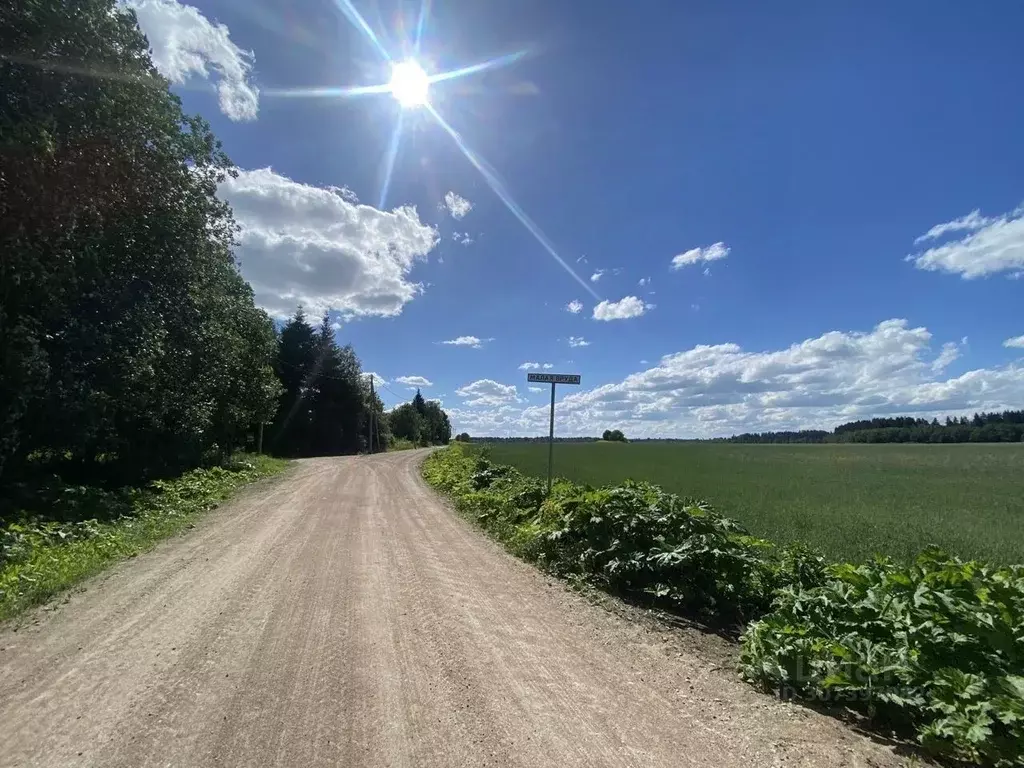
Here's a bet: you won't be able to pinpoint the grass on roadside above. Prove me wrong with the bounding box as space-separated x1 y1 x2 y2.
0 454 289 621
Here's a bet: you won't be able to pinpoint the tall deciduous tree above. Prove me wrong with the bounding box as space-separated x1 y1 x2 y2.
1 0 280 482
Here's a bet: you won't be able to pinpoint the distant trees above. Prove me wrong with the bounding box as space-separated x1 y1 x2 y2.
1 0 280 484
454 433 471 443
725 411 1024 444
389 389 451 446
602 429 627 442
267 310 387 456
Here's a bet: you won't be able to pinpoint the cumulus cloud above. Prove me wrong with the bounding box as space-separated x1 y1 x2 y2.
451 231 474 245
542 363 554 369
442 191 473 220
218 168 438 319
394 375 433 387
566 299 583 314
124 0 259 121
445 319 1024 439
528 386 545 393
568 336 591 348
592 296 652 321
455 379 520 407
908 205 1024 279
361 371 387 385
638 277 650 287
590 270 605 282
519 362 539 370
441 336 491 348
671 242 730 270
1005 335 1024 349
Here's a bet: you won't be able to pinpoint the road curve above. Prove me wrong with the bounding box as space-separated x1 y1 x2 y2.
0 450 903 767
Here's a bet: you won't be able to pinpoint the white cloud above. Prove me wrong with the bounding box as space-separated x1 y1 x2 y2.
590 270 605 282
124 0 259 121
442 191 473 220
456 379 520 407
671 242 730 270
451 231 474 245
1004 335 1024 349
638 277 650 287
576 255 588 264
441 336 491 348
566 299 584 314
568 336 591 348
519 362 540 370
592 295 652 321
542 363 554 369
908 205 1024 279
446 319 1024 439
361 371 387 386
914 210 993 244
528 386 546 393
395 375 433 387
218 168 438 319
931 341 961 372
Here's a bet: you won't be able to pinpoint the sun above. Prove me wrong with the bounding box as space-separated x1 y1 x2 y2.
389 60 429 108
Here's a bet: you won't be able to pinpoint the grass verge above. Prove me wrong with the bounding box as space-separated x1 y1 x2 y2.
0 454 289 621
424 444 1024 766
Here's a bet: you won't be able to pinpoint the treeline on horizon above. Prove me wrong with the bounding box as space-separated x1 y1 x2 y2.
462 409 1024 444
0 0 449 501
726 410 1024 444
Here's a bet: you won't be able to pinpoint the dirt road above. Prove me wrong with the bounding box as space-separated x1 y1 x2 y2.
0 450 904 767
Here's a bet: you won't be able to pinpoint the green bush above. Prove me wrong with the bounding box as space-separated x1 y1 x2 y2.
741 549 1024 766
423 444 1024 765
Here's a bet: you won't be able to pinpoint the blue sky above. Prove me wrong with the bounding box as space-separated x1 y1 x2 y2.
127 0 1024 437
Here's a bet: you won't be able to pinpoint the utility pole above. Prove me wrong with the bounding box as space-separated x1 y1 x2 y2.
372 372 380 450
257 422 264 454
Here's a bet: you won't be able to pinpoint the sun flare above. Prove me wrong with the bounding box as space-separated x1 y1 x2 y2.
389 60 429 108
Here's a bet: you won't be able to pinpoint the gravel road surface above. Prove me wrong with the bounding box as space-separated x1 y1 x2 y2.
0 450 904 767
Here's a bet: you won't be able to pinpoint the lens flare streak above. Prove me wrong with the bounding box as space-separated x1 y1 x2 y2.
427 51 528 84
263 83 393 98
414 0 432 54
379 109 404 209
425 104 599 299
330 0 391 61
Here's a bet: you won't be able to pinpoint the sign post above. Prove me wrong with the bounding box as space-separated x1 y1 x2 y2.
526 372 581 494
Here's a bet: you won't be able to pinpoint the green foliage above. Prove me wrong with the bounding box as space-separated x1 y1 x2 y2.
388 438 418 452
740 550 1024 765
482 442 1024 563
601 429 627 442
0 455 288 620
266 310 387 456
424 445 1024 766
1 0 280 483
389 393 451 446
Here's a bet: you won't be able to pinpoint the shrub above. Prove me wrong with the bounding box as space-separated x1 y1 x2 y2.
741 549 1024 766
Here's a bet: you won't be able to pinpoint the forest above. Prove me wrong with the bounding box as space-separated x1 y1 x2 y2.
0 0 448 504
725 410 1024 444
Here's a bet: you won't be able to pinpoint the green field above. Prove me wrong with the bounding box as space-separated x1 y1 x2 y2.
479 442 1024 563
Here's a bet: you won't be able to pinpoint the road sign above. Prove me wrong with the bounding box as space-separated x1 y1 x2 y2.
527 372 581 494
526 373 581 385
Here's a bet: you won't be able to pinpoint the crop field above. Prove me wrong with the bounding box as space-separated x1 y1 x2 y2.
478 442 1024 563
